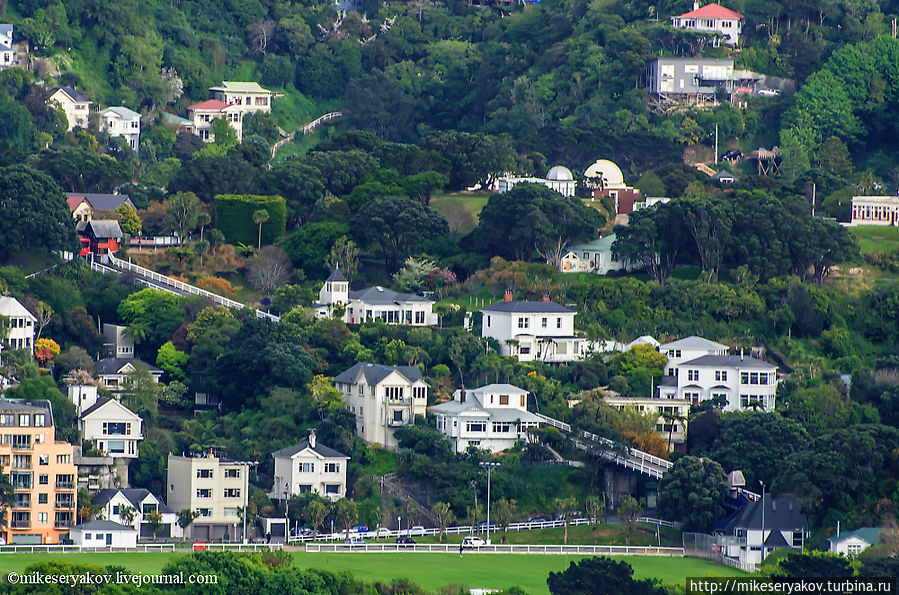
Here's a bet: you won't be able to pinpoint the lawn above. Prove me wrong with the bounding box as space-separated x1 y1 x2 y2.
849 225 899 254
0 552 743 594
412 523 681 547
430 193 491 234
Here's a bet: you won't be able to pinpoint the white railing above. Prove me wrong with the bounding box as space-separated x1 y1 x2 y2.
734 487 761 502
578 431 673 479
303 111 343 134
198 543 283 552
304 543 685 556
100 253 279 322
0 544 176 554
535 413 571 433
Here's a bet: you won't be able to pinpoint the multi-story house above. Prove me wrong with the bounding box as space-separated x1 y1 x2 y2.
208 82 281 114
660 336 728 373
314 269 438 326
717 493 808 569
0 25 16 68
601 394 691 450
0 399 76 544
79 398 142 461
430 384 542 453
646 58 761 100
93 488 182 539
671 2 744 46
66 193 136 224
658 352 779 411
559 235 628 275
166 453 250 541
0 297 36 352
99 107 141 152
186 99 243 142
48 87 93 131
334 363 429 450
271 432 349 501
481 292 585 362
96 358 162 393
102 324 135 359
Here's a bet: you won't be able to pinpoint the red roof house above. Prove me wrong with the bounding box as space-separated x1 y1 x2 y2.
671 3 744 46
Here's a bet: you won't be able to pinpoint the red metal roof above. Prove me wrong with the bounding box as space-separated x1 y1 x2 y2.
67 195 86 212
187 99 231 111
676 3 744 20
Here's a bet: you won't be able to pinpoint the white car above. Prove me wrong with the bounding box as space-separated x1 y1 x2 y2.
374 527 392 538
408 525 426 536
758 89 780 96
462 536 485 547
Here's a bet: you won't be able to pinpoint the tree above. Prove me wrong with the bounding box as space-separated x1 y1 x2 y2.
307 375 344 419
491 499 517 543
0 465 14 531
333 498 358 537
618 495 643 546
0 165 78 260
402 171 449 205
326 236 359 279
613 204 686 286
553 497 578 545
432 501 453 543
584 496 606 544
176 509 199 541
682 198 732 283
658 456 726 532
393 257 437 293
210 116 237 148
119 505 137 529
116 203 142 236
121 362 161 413
156 341 188 382
247 246 292 294
144 511 164 540
547 557 667 595
253 209 271 250
165 192 200 240
305 500 330 538
196 213 212 243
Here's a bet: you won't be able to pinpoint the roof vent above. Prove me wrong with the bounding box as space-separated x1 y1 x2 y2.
376 286 384 292
771 500 776 512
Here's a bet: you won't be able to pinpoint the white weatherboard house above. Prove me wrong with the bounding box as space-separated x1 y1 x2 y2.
166 453 250 541
660 336 728 371
431 384 541 453
208 82 281 114
560 235 627 275
0 25 16 68
496 165 577 197
671 2 744 46
271 432 350 501
79 398 143 460
828 528 882 557
315 269 438 326
186 99 243 142
96 358 163 392
481 292 585 362
69 520 138 548
93 488 182 539
602 395 691 449
0 296 36 352
48 87 93 131
718 493 808 568
334 363 428 450
100 107 141 152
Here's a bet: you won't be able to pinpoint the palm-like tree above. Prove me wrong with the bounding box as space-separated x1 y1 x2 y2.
661 410 687 452
253 209 270 250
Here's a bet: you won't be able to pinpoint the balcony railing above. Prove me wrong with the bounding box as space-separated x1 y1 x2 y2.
10 443 32 451
55 501 75 509
11 520 30 529
56 482 75 490
55 521 73 529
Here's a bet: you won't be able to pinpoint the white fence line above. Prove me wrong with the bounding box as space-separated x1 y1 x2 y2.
578 431 672 479
303 111 343 134
0 544 176 554
535 413 571 433
304 543 685 556
198 543 283 552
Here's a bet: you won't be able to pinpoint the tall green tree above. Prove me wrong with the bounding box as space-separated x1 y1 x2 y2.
613 203 686 286
0 165 78 260
658 456 726 532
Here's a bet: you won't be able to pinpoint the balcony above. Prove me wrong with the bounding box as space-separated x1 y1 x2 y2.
55 520 73 529
387 418 407 427
56 481 75 490
10 443 32 451
55 501 76 509
11 520 30 529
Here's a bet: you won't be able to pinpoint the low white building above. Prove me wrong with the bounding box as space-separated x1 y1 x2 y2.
186 99 243 142
828 528 882 557
69 520 138 548
80 398 142 460
658 353 779 412
850 195 899 226
602 395 691 449
0 25 16 68
208 82 281 114
96 358 163 392
314 269 438 326
100 107 141 152
271 432 349 501
0 296 35 352
166 453 250 541
671 2 744 47
430 384 541 453
48 87 92 131
718 493 808 568
496 165 577 197
93 488 182 540
560 235 628 275
67 383 100 417
481 293 585 362
334 363 429 450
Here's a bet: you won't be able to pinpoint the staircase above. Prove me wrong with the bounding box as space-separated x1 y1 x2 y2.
574 431 673 479
694 163 717 177
380 473 437 525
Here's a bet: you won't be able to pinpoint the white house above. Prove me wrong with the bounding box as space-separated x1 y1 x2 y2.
671 2 744 46
850 195 899 226
271 431 349 501
96 358 163 392
660 336 728 372
0 25 16 68
67 383 100 417
560 235 628 275
0 296 36 352
430 384 542 453
69 520 138 548
186 99 243 142
80 398 142 460
314 269 438 326
717 493 808 568
496 165 577 197
166 453 250 541
48 87 93 131
481 292 585 362
334 363 429 450
93 488 182 539
102 324 135 359
658 352 779 412
828 528 882 557
601 395 691 449
100 107 141 152
208 82 281 114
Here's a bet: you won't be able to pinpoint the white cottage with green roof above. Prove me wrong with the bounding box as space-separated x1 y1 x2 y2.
560 235 627 275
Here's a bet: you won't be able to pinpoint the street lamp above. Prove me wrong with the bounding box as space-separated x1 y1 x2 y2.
480 462 499 544
759 481 765 564
398 516 402 538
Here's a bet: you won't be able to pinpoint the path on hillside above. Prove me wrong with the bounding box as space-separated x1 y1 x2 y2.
270 111 343 161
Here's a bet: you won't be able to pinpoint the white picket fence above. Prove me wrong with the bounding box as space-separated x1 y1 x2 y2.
196 543 283 552
304 543 685 556
0 544 176 554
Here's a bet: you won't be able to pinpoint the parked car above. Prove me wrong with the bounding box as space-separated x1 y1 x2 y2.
722 149 743 161
528 517 549 524
396 536 416 546
476 521 496 531
344 536 365 545
374 527 392 538
758 89 780 96
350 524 369 534
409 525 426 536
290 527 313 537
462 536 485 547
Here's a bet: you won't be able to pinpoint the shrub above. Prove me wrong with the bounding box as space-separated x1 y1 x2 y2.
215 194 286 246
196 276 242 297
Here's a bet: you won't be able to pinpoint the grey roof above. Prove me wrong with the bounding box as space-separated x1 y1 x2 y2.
334 362 423 386
682 354 777 369
71 520 136 532
481 301 573 314
67 192 135 212
828 528 882 546
162 112 191 126
272 440 349 460
713 169 737 181
660 336 728 352
325 269 347 282
80 397 140 420
721 493 807 534
84 220 123 239
430 397 541 424
348 286 431 305
101 106 141 120
51 86 90 103
0 399 52 422
93 489 173 514
566 235 617 253
0 25 12 38
96 358 163 375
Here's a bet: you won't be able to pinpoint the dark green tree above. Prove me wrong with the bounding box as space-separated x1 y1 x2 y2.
658 456 726 532
0 165 78 260
547 557 667 595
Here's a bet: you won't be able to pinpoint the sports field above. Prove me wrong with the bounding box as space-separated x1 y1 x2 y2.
849 225 899 253
0 551 743 593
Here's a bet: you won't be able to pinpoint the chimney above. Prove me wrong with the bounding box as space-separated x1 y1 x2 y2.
503 289 513 303
541 293 551 303
309 430 317 448
693 0 699 10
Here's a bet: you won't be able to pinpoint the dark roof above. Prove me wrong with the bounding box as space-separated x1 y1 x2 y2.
52 86 90 102
683 354 776 369
764 529 790 547
93 488 173 513
72 520 135 532
96 358 162 375
325 269 347 282
481 301 573 314
720 493 807 534
0 399 52 423
348 286 431 305
66 193 134 212
272 440 349 460
80 397 139 419
84 220 123 240
659 376 678 387
334 362 423 386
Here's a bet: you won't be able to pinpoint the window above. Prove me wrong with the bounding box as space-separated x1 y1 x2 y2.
486 316 491 327
11 472 32 489
18 414 29 426
715 370 727 382
56 474 74 488
518 317 529 329
197 469 213 479
325 484 340 494
750 372 759 385
38 512 47 524
741 372 749 384
103 422 129 435
557 317 562 329
392 410 403 423
499 395 509 405
224 468 240 479
38 493 47 504
492 422 512 433
521 395 526 407
197 508 211 517
13 455 30 469
324 463 339 473
255 97 268 106
415 311 424 324
687 370 699 382
142 503 157 515
224 507 239 518
57 454 70 464
541 317 548 328
38 474 48 485
34 414 45 426
224 488 241 498
11 434 30 449
465 422 487 433
0 414 13 426
520 346 531 355
386 386 405 399
196 488 212 498
300 462 314 473
38 455 48 466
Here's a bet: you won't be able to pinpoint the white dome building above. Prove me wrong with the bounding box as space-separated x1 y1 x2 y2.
495 165 577 197
583 159 626 190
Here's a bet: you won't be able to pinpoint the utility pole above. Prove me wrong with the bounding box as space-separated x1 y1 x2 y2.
759 482 766 564
714 123 719 165
811 182 816 218
480 462 499 544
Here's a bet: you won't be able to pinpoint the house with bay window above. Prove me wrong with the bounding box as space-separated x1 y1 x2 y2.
80 398 142 460
334 363 428 450
314 269 438 326
93 488 181 539
658 353 779 411
481 292 584 362
271 431 349 501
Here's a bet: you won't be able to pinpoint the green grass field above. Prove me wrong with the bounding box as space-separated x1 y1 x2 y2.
849 225 899 254
0 552 743 593
431 193 491 234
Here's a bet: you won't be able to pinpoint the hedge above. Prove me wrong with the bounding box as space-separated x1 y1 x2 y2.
214 194 287 246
